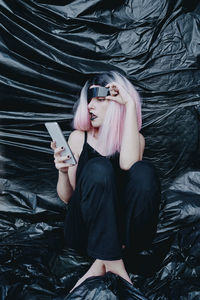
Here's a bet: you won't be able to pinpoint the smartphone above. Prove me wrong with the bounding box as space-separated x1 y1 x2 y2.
45 122 77 165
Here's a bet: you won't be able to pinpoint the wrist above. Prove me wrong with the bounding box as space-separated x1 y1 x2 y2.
59 169 69 175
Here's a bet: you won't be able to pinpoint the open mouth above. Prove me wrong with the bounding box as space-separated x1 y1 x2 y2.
90 113 97 121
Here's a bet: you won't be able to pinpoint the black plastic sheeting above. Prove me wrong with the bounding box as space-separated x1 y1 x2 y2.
0 0 200 299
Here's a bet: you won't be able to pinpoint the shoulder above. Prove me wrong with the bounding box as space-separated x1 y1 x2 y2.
68 130 85 146
68 130 85 142
68 130 85 156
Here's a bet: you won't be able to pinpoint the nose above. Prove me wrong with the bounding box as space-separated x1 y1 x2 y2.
88 98 95 109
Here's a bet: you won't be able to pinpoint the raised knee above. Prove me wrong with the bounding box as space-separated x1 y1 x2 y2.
128 161 160 191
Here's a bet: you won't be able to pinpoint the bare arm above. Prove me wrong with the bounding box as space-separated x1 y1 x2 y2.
106 82 145 170
57 169 74 203
51 130 84 203
120 101 144 170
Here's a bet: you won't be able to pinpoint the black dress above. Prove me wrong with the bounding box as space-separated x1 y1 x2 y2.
64 131 160 261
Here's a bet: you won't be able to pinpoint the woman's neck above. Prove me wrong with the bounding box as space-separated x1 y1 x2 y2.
91 128 99 138
88 128 99 145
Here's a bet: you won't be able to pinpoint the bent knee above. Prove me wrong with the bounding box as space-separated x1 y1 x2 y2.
128 160 160 191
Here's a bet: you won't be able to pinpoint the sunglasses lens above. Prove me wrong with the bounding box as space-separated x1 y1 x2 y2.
88 87 109 101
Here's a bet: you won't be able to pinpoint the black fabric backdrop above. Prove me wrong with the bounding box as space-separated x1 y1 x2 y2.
0 0 200 299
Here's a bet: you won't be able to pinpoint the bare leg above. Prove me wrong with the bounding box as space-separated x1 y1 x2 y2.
70 258 132 293
104 259 132 284
70 259 106 293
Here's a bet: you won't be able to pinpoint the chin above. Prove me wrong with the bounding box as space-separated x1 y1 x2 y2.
91 122 101 129
91 121 100 127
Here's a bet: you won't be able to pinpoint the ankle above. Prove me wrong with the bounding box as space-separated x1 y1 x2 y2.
102 259 132 284
103 259 124 272
87 259 106 277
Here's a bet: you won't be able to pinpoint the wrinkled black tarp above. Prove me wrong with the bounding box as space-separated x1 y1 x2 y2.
0 0 200 299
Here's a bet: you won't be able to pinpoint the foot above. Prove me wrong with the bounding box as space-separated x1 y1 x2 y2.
70 259 106 293
104 259 132 285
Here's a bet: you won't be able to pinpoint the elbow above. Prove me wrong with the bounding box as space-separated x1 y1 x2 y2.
119 158 141 171
61 197 70 204
57 188 72 204
58 193 70 204
120 163 132 171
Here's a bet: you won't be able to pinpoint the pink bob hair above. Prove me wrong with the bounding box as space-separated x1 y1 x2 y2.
73 71 142 156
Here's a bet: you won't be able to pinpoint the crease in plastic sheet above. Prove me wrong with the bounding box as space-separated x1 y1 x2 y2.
0 0 200 299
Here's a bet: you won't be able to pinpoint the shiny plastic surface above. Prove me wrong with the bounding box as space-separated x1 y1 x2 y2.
0 0 200 299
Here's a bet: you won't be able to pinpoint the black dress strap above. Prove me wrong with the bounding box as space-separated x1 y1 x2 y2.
84 131 88 144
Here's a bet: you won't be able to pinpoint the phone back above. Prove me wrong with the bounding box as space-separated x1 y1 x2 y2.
45 122 76 165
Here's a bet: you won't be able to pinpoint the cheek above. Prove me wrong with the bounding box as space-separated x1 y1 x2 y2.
103 102 109 114
97 101 109 118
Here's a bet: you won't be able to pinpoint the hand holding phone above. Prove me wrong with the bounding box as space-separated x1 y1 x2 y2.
45 122 77 166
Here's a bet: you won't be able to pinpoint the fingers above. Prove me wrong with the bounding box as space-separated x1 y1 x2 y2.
105 81 118 88
105 82 119 97
50 141 76 172
50 141 66 154
105 95 119 101
105 81 132 105
110 90 118 96
54 146 65 156
54 155 71 164
50 141 65 157
105 82 122 102
50 140 56 150
106 82 119 90
54 154 74 171
50 142 69 163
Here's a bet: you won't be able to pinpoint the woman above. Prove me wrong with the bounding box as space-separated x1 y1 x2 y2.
51 71 160 292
